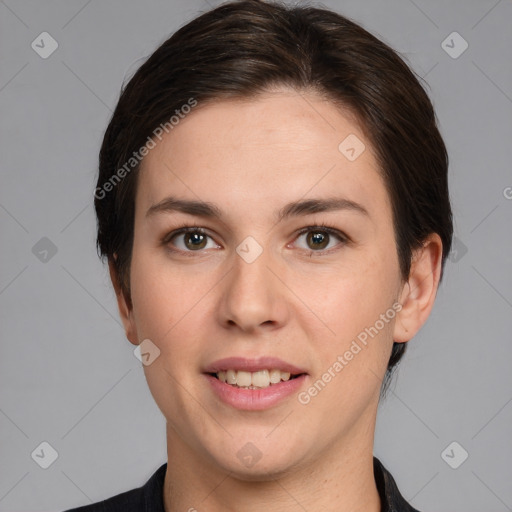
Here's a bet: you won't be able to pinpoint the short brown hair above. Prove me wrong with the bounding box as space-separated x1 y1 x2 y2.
95 0 453 393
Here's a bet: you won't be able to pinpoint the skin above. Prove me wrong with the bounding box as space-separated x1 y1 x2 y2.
110 88 443 512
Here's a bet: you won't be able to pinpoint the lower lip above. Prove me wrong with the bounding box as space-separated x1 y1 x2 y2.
204 374 308 411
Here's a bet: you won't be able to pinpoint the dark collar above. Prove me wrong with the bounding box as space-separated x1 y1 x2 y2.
374 457 421 512
146 457 420 512
65 456 420 511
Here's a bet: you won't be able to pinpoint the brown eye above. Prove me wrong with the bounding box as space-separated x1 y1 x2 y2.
306 231 330 250
294 226 347 254
183 232 208 250
165 227 219 253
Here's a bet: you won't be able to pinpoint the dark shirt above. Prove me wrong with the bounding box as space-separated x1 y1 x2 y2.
63 457 420 512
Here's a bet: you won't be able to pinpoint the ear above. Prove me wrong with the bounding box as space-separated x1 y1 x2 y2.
108 258 139 346
393 233 443 343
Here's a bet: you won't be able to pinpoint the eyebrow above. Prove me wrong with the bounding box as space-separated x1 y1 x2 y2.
146 196 369 222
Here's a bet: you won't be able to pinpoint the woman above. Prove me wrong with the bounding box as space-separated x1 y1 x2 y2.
67 0 452 510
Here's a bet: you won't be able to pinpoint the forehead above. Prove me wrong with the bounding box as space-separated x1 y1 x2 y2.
136 89 390 222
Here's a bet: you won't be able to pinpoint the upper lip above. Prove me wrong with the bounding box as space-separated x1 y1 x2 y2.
203 356 308 375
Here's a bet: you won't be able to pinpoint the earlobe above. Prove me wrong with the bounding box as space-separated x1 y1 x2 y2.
108 258 139 346
393 234 443 343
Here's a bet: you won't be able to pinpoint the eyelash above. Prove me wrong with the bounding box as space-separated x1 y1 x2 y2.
294 224 349 256
161 222 349 257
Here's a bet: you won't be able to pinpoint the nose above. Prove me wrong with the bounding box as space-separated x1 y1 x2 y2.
217 243 290 334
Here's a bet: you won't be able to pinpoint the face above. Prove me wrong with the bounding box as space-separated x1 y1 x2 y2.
114 89 427 479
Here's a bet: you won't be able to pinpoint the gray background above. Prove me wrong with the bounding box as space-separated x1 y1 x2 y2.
1 0 511 511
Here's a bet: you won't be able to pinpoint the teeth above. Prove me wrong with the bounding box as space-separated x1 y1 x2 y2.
226 369 237 385
269 369 282 384
236 371 252 387
216 369 295 388
252 370 270 388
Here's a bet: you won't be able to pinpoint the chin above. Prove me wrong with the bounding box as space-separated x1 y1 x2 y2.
222 457 299 482
206 440 304 481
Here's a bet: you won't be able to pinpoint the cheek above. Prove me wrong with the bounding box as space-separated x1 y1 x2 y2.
128 243 219 368
297 251 398 338
129 244 191 340
298 267 397 418
293 250 399 402
129 252 205 402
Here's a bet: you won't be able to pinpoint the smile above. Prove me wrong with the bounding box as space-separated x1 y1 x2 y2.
213 369 300 389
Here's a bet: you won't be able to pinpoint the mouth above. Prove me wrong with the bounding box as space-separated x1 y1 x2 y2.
203 359 309 410
203 356 308 390
207 369 305 389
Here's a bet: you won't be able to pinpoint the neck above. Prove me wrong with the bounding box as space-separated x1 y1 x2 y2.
163 417 381 512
